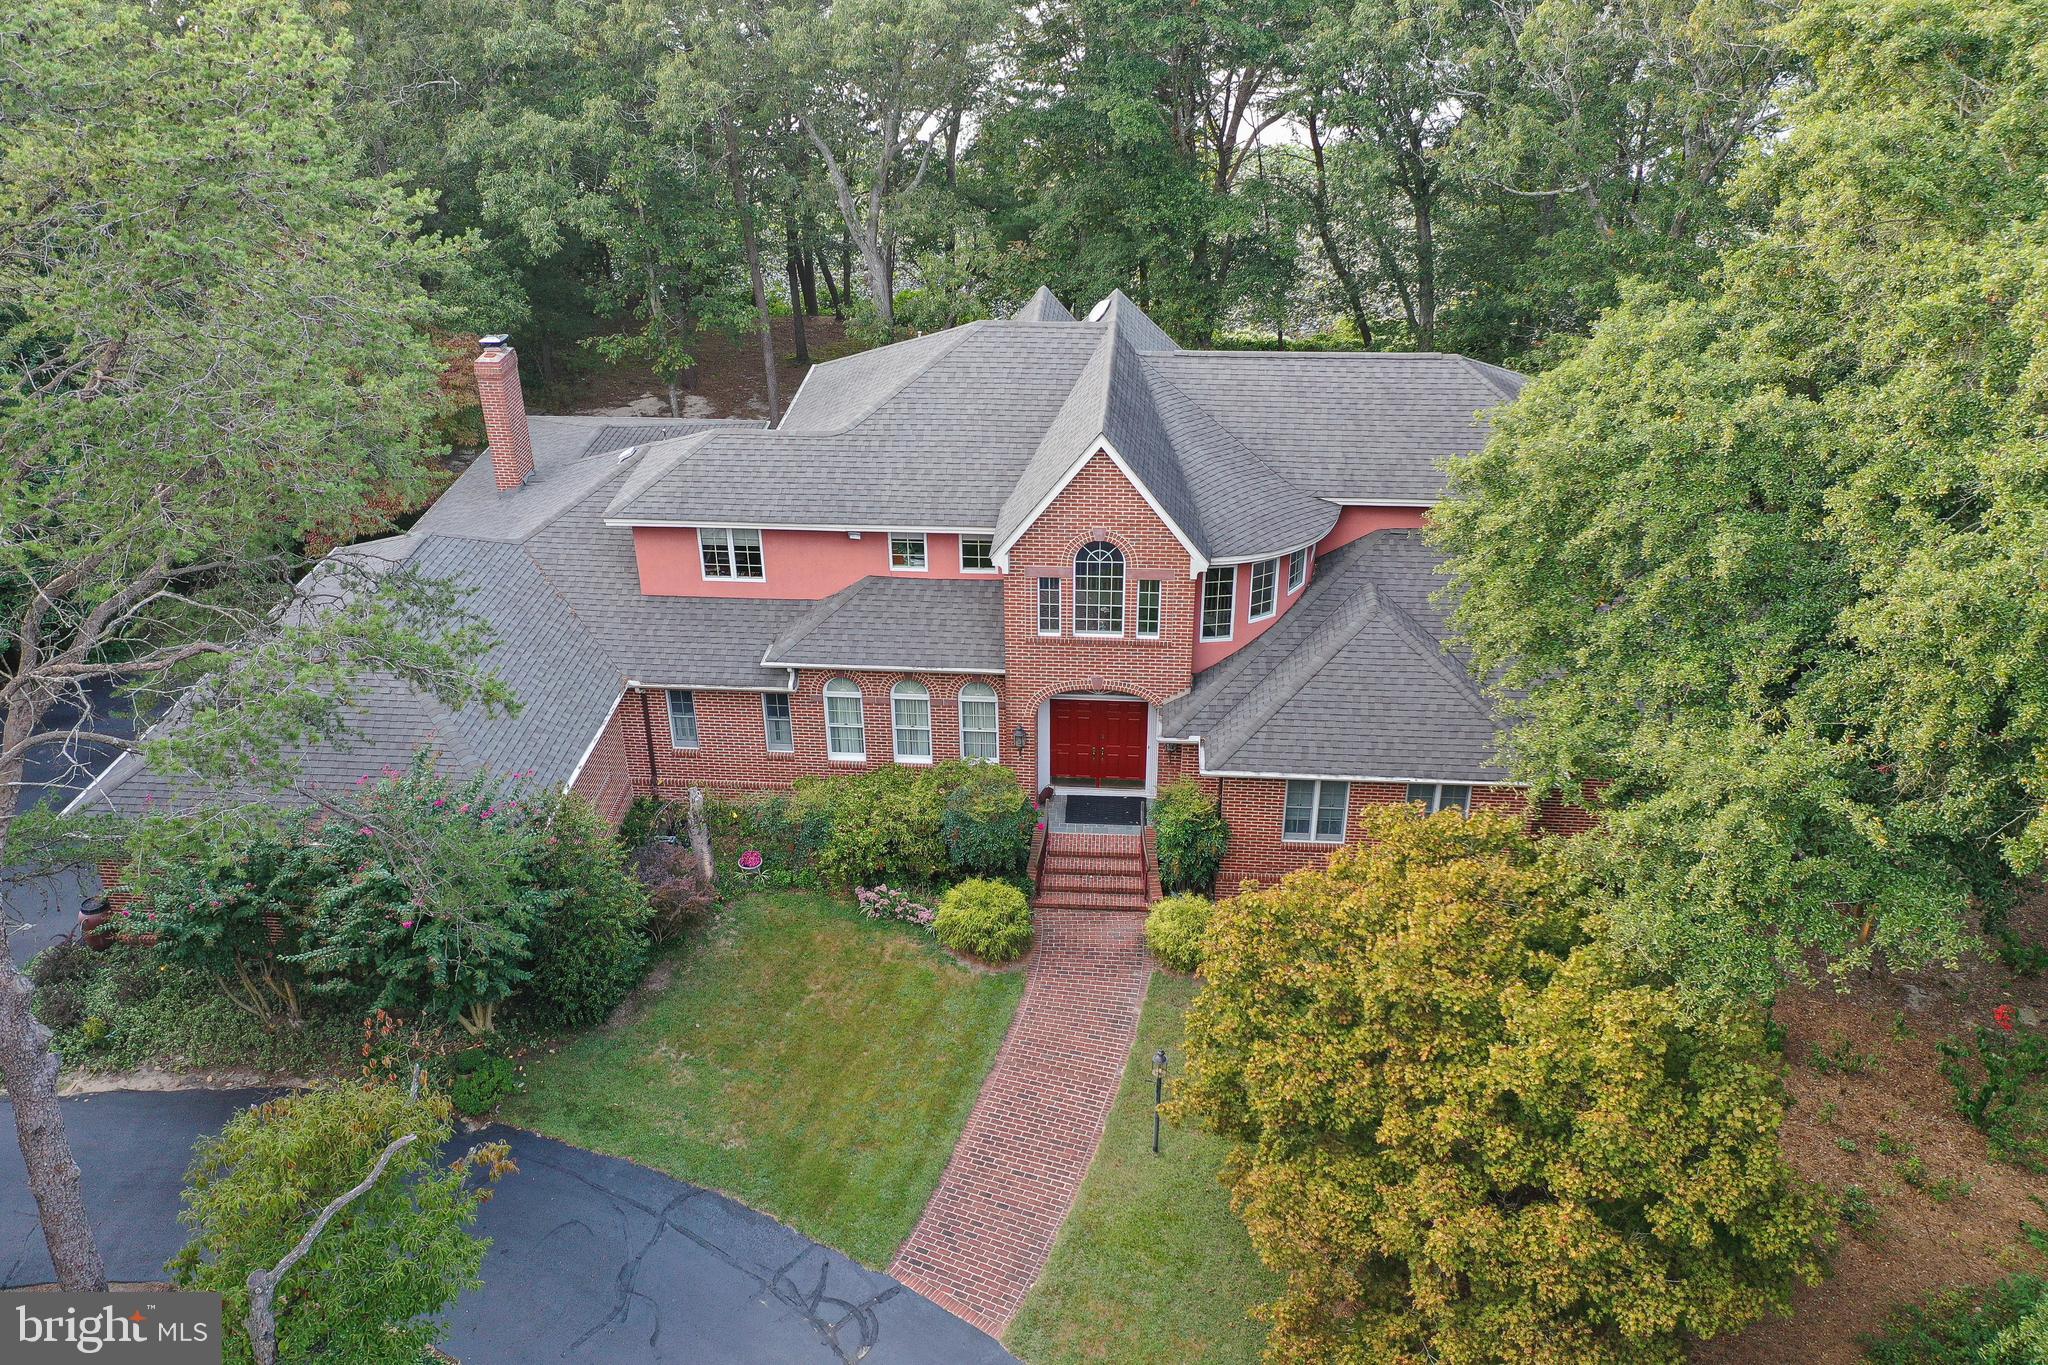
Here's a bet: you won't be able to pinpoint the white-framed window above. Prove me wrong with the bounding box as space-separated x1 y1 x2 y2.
1073 541 1125 635
889 533 927 571
1038 576 1061 636
1200 566 1236 640
1136 579 1161 638
824 678 866 759
1283 779 1349 842
892 680 932 762
1406 782 1473 815
959 682 1000 761
1248 558 1279 620
699 528 765 580
666 689 700 750
960 536 996 572
763 693 793 752
1287 546 1309 593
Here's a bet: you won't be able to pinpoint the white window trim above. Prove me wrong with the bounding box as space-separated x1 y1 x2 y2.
888 532 929 573
1287 547 1309 595
958 684 1000 763
1136 579 1162 639
959 536 999 574
1200 565 1236 642
1037 577 1062 638
762 693 794 753
891 681 933 765
1407 782 1473 815
1248 558 1279 622
1072 541 1126 637
1282 778 1349 844
697 527 766 582
823 679 867 761
666 689 700 751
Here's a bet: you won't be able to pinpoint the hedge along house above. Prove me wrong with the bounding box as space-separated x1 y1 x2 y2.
69 293 1585 893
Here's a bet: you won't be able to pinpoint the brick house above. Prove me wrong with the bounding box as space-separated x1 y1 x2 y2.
72 288 1582 892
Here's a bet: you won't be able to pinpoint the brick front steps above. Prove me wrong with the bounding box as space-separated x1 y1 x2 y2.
889 889 1153 1336
1031 831 1151 912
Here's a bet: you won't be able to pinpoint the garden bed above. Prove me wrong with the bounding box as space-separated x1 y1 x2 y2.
500 891 1025 1268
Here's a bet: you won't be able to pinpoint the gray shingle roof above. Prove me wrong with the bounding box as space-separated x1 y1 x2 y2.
1010 286 1075 322
1162 530 1512 784
607 291 1516 561
761 577 1006 673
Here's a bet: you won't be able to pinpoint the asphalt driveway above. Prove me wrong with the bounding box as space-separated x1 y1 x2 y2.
0 1089 1016 1365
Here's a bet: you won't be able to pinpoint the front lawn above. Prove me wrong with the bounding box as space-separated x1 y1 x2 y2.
1007 974 1278 1364
501 891 1024 1268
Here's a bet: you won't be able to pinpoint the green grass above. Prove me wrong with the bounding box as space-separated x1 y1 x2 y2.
501 891 1024 1267
1007 974 1278 1365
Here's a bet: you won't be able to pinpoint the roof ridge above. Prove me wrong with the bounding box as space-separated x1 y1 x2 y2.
1454 354 1524 401
1138 357 1315 529
806 322 985 437
1204 581 1382 768
760 576 875 666
1374 592 1496 721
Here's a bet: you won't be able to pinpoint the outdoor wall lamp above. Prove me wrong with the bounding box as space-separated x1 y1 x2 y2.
1014 725 1030 752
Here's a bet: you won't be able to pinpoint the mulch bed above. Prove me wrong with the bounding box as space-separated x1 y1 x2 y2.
1698 888 2048 1363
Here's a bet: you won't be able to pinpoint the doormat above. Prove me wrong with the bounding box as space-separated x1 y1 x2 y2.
1064 794 1146 827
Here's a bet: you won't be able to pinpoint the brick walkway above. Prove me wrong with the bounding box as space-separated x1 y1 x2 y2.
889 897 1152 1336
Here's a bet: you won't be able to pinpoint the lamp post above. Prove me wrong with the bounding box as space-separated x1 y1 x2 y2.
1152 1048 1168 1155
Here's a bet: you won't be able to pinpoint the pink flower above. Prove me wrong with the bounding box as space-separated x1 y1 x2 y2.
433 798 446 807
459 804 470 814
359 825 374 836
1995 1004 2017 1032
401 920 414 929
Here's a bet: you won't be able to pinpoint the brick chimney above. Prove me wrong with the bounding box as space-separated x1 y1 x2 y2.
474 335 534 491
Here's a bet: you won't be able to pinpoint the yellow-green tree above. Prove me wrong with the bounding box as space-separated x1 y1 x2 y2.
1173 809 1832 1363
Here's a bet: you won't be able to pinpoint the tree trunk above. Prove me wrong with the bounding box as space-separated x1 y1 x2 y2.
1413 193 1436 351
784 219 810 367
817 250 843 318
0 728 107 1292
0 961 106 1292
1305 111 1373 349
797 246 819 316
722 124 780 425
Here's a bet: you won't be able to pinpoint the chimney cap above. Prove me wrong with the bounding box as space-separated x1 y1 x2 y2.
479 334 511 349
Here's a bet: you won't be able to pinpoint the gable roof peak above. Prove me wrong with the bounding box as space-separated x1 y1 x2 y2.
1086 289 1181 353
1011 285 1075 323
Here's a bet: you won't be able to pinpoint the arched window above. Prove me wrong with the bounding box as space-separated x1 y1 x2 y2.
891 680 932 762
824 678 865 759
959 683 1000 761
1073 541 1125 635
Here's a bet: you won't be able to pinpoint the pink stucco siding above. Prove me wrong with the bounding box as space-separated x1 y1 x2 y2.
632 526 1000 598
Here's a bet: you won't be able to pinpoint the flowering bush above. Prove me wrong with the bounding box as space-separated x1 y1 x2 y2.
856 884 935 928
291 759 552 1036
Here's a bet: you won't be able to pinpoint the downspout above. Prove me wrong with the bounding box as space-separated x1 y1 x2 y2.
636 688 660 801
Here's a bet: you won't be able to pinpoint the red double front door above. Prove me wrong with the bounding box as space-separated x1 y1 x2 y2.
1049 698 1149 787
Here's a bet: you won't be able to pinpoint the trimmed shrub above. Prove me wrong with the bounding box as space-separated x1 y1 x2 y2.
447 1050 519 1115
519 798 655 1029
1172 808 1833 1362
934 878 1033 963
942 765 1035 877
631 839 719 942
1144 894 1213 973
28 939 97 1032
1154 779 1228 894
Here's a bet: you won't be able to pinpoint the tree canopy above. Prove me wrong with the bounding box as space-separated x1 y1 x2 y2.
1173 810 1831 1363
1432 0 2048 1002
